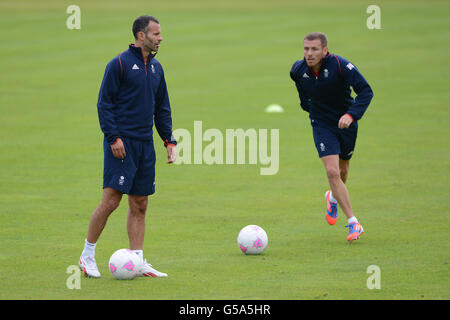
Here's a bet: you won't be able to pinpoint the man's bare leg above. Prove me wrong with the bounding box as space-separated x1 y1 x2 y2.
127 194 148 250
339 158 350 184
86 187 123 244
321 155 354 219
80 187 123 277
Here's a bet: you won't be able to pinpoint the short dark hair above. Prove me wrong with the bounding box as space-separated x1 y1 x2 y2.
304 32 328 48
132 15 159 39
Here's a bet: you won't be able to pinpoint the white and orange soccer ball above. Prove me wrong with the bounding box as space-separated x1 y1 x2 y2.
109 249 143 280
237 225 268 255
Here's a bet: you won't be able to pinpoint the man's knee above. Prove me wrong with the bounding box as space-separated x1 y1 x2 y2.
340 168 348 180
339 160 350 182
129 196 148 215
100 188 123 211
326 166 341 181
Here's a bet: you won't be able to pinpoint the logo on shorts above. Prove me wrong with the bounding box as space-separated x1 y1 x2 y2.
320 143 325 152
119 176 125 186
347 151 354 156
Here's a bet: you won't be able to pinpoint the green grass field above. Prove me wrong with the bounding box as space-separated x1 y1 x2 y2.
0 0 449 300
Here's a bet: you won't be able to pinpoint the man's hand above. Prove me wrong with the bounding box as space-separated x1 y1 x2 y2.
166 144 177 164
110 138 126 159
338 114 353 129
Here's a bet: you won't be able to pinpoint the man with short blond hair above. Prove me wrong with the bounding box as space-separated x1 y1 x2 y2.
304 31 328 47
290 32 373 243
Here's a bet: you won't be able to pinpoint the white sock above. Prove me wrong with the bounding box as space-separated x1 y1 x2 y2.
347 216 358 224
329 191 337 204
82 239 96 258
133 250 143 261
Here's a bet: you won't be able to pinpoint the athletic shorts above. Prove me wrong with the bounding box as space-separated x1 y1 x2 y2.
311 118 358 160
103 137 156 196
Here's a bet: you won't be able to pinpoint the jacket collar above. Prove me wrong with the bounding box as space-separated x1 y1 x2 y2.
322 52 331 63
303 52 331 64
304 52 331 74
128 43 156 63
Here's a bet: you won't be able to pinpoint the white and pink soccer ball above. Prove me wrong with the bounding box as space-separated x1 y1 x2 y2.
109 249 143 280
237 225 268 255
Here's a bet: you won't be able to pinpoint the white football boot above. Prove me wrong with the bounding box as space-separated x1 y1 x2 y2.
138 259 168 278
78 255 101 278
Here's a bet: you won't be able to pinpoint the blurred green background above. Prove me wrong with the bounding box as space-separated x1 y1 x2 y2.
0 0 449 299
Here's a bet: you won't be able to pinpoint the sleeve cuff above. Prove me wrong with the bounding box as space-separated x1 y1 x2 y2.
106 135 120 145
164 138 177 147
345 113 354 122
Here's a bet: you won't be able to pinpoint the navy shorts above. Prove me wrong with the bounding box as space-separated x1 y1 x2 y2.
311 119 358 160
103 137 156 196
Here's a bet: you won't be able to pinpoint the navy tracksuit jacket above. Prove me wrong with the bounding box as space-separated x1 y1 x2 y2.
290 53 373 125
97 44 176 146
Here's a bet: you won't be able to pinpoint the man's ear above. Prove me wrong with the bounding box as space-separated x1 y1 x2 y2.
137 30 145 41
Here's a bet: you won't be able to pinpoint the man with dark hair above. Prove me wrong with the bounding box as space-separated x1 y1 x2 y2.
78 15 177 277
290 32 373 243
132 15 159 39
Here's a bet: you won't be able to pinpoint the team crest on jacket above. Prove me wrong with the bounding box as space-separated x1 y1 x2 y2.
346 62 354 70
324 69 329 78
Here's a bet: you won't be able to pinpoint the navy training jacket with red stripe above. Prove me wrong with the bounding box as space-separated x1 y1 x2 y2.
290 53 373 126
97 44 176 146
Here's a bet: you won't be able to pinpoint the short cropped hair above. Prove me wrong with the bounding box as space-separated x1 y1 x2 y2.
132 15 159 39
304 32 328 48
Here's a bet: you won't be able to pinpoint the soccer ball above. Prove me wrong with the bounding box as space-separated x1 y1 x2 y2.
237 225 268 255
109 249 143 280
